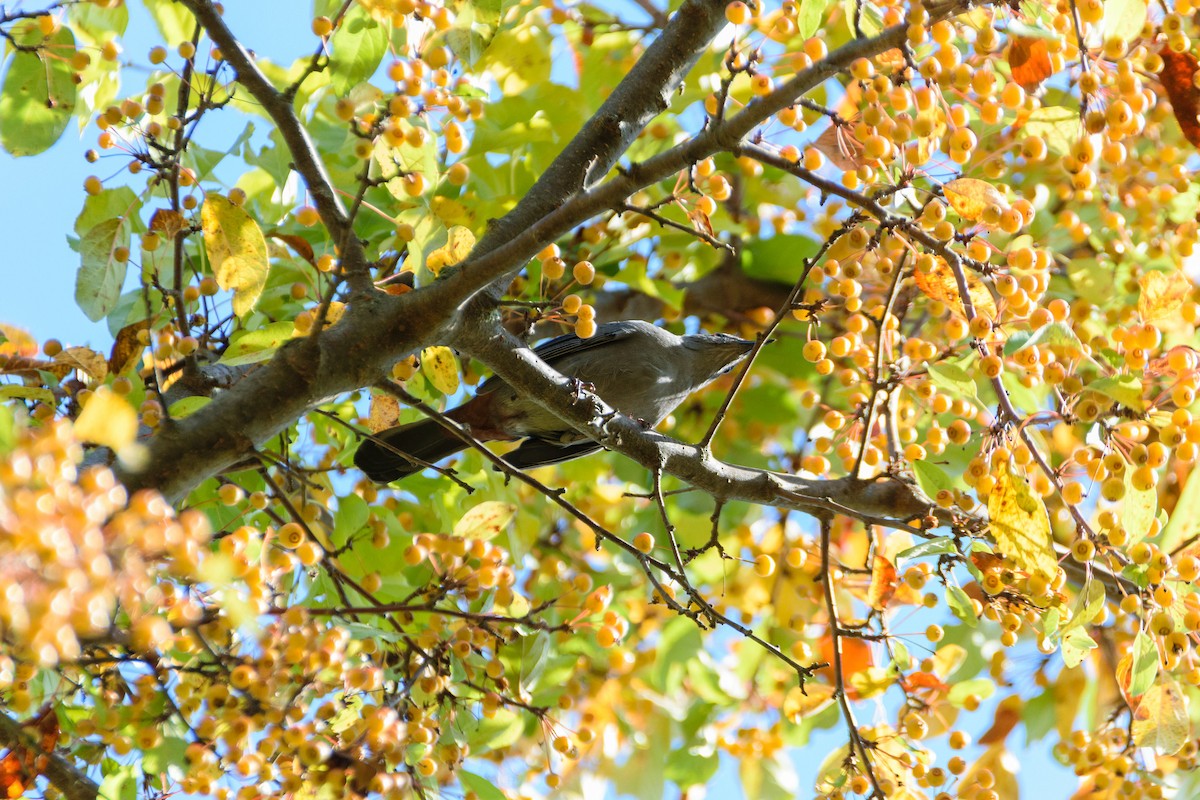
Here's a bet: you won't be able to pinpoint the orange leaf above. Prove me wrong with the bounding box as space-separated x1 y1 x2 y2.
978 696 1023 744
1008 36 1053 91
866 554 897 610
913 257 998 320
1161 49 1200 148
818 633 873 698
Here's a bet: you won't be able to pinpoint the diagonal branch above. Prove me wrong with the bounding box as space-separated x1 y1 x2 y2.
0 711 98 800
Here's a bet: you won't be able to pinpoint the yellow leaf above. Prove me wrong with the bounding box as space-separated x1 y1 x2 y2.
943 178 1007 223
1053 665 1088 740
987 464 1058 583
848 665 897 699
913 256 997 320
367 394 401 433
453 501 517 540
1138 269 1192 322
426 226 475 275
783 683 835 722
431 196 477 227
479 23 551 94
1132 678 1190 755
54 346 109 381
421 346 460 395
201 193 269 318
74 387 138 451
930 643 966 680
961 745 1019 800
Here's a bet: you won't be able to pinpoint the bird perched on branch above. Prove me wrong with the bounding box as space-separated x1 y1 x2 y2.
355 320 755 483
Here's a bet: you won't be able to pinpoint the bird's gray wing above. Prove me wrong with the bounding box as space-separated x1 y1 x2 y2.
478 321 647 393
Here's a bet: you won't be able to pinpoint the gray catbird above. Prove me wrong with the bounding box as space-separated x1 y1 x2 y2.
355 320 755 482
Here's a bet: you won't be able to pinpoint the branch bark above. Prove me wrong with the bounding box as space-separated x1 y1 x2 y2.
0 711 98 800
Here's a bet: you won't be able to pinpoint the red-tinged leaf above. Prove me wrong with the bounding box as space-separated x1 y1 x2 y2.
1008 36 1053 91
901 671 948 693
149 208 187 240
268 232 316 265
866 554 897 610
1161 49 1200 148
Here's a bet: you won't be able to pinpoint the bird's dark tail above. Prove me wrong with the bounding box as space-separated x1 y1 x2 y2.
354 419 467 483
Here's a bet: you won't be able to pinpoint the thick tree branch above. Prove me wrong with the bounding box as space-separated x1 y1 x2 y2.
0 711 98 800
121 0 984 502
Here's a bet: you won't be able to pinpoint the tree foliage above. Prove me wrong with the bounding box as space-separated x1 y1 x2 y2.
3 0 1200 797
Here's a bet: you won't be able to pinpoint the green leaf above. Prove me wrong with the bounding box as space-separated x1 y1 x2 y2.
167 396 211 418
479 23 552 94
143 0 196 44
1024 105 1076 155
142 736 188 774
946 584 978 627
329 5 388 95
891 641 911 670
1129 630 1159 698
797 0 829 36
1103 0 1147 41
334 495 370 543
1067 257 1118 307
741 234 820 283
1004 321 1083 355
1161 464 1200 552
926 361 978 401
741 750 801 800
1005 18 1060 39
68 2 129 44
1061 627 1097 669
0 24 77 156
1086 374 1144 412
947 678 995 706
519 630 550 691
1121 463 1158 544
651 618 703 693
913 460 954 499
75 218 130 322
98 762 138 800
665 746 720 788
0 386 56 403
1063 579 1106 634
460 772 507 800
1042 607 1060 639
219 321 297 366
73 186 141 238
895 536 958 561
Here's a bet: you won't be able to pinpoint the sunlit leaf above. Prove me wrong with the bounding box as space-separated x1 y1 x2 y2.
1086 374 1144 412
1023 105 1076 155
1121 462 1158 544
1129 631 1159 698
421 346 460 395
0 23 77 156
75 218 130 322
783 683 835 722
943 178 1006 223
1132 678 1190 755
201 193 269 317
54 346 108 382
427 226 476 275
987 464 1057 583
454 501 517 540
74 387 138 451
1138 269 1192 322
328 5 388 95
913 257 997 320
1007 36 1053 91
1061 628 1096 669
479 23 551 94
946 584 978 627
866 554 897 610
